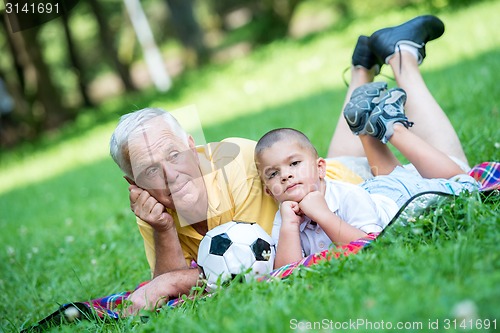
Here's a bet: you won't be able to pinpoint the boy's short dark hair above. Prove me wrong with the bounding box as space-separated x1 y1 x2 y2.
255 128 318 164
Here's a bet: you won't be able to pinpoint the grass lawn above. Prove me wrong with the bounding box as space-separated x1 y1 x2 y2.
1 1 499 332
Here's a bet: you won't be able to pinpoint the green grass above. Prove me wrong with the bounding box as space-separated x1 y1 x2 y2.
1 1 500 332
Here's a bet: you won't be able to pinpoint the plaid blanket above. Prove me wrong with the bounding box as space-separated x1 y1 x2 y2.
22 162 499 331
468 161 500 192
257 233 378 282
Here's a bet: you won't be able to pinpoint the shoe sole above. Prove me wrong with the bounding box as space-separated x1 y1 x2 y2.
343 82 388 134
365 88 408 143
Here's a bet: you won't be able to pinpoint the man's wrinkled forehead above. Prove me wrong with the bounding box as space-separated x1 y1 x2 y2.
128 117 184 147
127 120 186 171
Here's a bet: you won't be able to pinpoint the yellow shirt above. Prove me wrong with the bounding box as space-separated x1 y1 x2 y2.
136 138 362 271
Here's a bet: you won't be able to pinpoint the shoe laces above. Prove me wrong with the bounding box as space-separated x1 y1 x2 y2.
341 66 395 88
399 119 415 129
397 45 403 75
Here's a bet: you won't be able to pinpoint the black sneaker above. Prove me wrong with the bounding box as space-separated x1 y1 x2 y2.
364 87 413 143
368 15 445 65
343 81 389 135
352 35 383 74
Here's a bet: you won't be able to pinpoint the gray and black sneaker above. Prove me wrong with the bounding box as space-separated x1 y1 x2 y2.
368 15 445 65
343 81 389 135
364 87 414 143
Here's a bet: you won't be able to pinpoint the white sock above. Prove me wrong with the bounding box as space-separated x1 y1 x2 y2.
397 43 420 62
385 42 421 64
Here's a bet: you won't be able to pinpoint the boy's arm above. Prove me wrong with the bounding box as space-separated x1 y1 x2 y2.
274 202 304 268
299 192 366 245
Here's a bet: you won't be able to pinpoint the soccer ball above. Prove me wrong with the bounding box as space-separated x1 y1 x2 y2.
197 221 276 289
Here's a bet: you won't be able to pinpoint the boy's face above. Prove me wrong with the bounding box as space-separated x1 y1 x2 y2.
257 140 326 203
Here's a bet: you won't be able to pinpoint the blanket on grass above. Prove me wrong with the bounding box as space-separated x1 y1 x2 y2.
21 162 499 332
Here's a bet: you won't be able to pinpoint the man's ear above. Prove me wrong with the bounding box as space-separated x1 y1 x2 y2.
264 187 275 198
187 134 201 163
124 176 136 185
317 157 327 179
187 135 196 149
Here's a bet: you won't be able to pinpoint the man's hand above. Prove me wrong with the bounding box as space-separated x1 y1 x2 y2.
123 268 202 316
129 185 174 232
129 184 187 276
124 278 168 316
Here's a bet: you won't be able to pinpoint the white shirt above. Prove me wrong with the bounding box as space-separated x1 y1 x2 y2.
271 179 397 256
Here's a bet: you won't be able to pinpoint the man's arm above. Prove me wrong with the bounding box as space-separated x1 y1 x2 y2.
125 267 202 315
153 226 188 277
129 185 187 275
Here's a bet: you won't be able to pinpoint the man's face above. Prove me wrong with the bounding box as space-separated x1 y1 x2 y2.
257 140 325 203
128 119 206 215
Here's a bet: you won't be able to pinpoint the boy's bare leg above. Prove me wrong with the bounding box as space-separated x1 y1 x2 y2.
388 52 469 165
358 135 400 176
360 123 464 178
389 124 465 179
327 67 375 158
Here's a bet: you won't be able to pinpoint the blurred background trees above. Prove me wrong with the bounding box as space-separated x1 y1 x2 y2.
0 0 489 147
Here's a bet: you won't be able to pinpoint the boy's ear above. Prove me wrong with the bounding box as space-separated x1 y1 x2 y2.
317 158 327 178
124 176 136 185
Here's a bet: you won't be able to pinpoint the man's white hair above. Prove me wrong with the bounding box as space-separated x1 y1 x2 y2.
109 107 189 179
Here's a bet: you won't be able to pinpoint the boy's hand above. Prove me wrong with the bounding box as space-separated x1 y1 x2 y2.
280 201 303 228
129 185 175 232
298 191 330 222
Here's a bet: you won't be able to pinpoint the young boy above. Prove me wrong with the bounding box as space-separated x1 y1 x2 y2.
254 83 478 268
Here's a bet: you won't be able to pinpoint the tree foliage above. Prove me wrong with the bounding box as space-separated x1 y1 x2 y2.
0 0 491 148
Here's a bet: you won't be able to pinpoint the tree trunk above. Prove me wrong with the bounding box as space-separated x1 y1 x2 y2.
21 27 71 129
2 15 70 135
165 0 209 66
1 13 25 90
60 11 94 107
87 0 137 91
123 0 171 92
254 0 303 44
